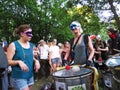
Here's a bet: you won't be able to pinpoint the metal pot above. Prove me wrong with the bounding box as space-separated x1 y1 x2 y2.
105 56 120 81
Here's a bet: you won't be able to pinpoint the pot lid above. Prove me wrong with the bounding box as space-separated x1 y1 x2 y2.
53 68 92 78
106 57 120 67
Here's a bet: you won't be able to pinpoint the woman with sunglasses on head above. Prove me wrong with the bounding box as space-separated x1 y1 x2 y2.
7 24 40 90
69 21 94 66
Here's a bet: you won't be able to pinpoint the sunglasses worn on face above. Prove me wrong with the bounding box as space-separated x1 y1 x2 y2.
70 24 79 30
23 31 33 37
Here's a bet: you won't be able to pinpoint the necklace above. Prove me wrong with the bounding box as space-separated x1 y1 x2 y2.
21 47 26 59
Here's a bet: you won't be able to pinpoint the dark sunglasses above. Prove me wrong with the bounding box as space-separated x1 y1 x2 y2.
23 31 33 37
70 24 78 30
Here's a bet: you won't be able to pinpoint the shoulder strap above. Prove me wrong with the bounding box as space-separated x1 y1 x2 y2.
84 34 89 47
83 34 89 60
70 37 74 49
72 34 81 50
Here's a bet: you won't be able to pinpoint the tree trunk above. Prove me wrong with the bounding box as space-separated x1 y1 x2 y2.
108 0 120 31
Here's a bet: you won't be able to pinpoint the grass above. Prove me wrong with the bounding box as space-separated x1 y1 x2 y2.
32 76 53 90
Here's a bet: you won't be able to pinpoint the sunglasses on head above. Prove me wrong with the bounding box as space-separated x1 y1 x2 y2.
23 31 33 37
70 24 78 30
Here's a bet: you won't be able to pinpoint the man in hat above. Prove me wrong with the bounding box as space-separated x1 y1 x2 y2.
37 40 50 79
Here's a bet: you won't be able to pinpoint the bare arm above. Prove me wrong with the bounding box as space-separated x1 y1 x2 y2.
88 37 95 61
34 59 40 73
33 46 40 72
97 47 109 52
7 43 19 66
48 51 52 66
7 43 29 71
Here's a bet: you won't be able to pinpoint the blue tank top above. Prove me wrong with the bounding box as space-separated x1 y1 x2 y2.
11 41 34 79
74 35 87 65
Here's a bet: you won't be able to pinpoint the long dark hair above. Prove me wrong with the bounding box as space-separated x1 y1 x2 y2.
94 39 104 49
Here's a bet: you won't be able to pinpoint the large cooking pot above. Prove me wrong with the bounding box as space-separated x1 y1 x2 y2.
105 56 120 82
53 67 94 90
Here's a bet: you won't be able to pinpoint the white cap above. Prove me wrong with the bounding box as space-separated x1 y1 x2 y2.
96 35 101 39
58 43 63 47
38 39 44 43
70 21 81 27
70 21 83 33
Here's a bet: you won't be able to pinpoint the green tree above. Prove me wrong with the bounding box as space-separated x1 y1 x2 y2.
76 0 120 31
67 5 101 34
0 0 110 44
0 0 40 43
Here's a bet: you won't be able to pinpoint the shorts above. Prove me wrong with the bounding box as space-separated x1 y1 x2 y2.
11 76 34 90
51 58 60 64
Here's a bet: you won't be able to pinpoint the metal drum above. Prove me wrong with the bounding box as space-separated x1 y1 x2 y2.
105 56 120 90
106 56 120 81
103 71 120 90
53 67 94 90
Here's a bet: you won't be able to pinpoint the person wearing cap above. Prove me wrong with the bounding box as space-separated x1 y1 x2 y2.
107 27 120 55
93 35 109 69
6 24 40 90
37 39 50 79
69 21 94 66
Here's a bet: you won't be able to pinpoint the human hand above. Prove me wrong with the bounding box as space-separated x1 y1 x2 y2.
18 61 29 72
97 47 101 51
86 60 94 67
34 60 40 73
97 51 101 54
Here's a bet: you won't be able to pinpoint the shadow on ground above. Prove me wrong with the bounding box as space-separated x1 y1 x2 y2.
32 76 54 90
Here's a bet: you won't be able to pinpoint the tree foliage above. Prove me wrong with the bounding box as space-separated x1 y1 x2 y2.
67 5 100 34
0 0 119 44
76 0 120 31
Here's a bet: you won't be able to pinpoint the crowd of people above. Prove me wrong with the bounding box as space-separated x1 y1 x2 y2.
0 21 120 90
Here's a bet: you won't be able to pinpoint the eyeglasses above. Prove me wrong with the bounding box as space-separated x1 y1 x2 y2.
23 31 33 37
70 24 79 30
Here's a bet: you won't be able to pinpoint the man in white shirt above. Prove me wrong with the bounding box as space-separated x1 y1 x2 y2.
37 40 50 79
